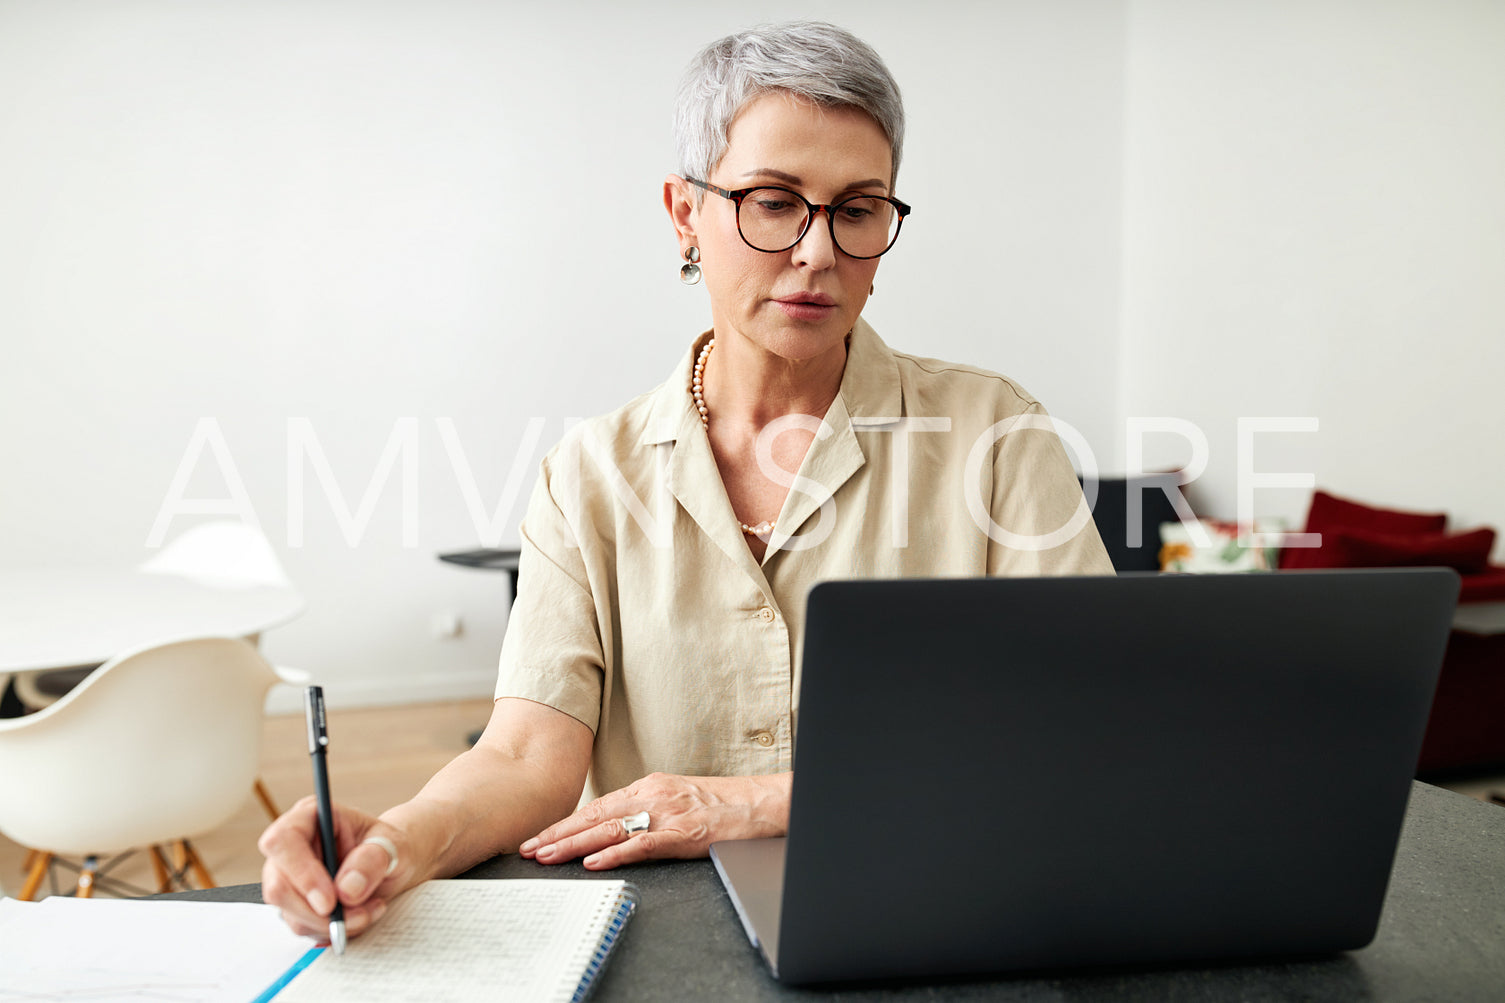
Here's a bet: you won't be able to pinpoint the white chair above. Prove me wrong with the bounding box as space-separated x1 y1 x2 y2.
0 637 292 900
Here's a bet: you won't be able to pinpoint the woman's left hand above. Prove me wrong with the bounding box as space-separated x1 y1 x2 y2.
518 771 791 870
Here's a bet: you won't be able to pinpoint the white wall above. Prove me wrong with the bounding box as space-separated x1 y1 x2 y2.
1121 0 1505 545
0 0 1127 708
13 1 1493 710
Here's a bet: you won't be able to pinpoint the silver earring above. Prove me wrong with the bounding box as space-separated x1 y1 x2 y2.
680 246 701 285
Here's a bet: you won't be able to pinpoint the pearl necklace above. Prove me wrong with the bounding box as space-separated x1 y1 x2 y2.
693 338 776 538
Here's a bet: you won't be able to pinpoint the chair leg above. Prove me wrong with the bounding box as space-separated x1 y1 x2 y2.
150 845 174 893
76 855 99 899
178 839 217 889
19 851 52 901
12 671 62 710
22 848 39 873
254 779 281 821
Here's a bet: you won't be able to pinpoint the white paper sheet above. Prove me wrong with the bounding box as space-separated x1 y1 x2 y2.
0 895 316 1003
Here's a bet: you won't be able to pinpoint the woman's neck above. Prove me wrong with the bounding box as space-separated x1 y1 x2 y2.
701 332 848 432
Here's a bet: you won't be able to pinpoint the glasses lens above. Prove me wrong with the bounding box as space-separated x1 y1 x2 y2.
829 196 900 258
736 189 811 252
735 189 903 257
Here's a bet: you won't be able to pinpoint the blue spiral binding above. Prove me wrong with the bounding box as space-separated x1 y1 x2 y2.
571 884 640 1003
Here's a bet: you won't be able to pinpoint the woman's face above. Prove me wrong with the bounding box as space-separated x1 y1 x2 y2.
675 92 893 363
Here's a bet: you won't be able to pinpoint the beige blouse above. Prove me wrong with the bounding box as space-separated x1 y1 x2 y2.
496 319 1113 800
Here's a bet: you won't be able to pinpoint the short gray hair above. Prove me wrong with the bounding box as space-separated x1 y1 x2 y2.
674 21 905 193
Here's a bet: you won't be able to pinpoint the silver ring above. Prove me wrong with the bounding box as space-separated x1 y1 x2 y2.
619 811 650 837
362 835 399 876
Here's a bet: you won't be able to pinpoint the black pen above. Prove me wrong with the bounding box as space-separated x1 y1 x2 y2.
304 685 347 955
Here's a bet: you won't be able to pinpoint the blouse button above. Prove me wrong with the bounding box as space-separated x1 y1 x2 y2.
756 606 775 623
752 731 775 747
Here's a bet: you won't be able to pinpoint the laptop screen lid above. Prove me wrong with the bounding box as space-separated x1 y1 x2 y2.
715 569 1458 985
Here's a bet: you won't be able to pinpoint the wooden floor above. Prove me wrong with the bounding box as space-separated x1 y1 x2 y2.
0 697 495 901
3 695 1501 901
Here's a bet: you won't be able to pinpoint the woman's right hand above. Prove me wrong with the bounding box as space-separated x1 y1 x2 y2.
259 697 594 940
258 795 412 940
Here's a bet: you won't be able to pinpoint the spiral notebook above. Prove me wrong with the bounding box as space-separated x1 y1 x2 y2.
264 879 638 1003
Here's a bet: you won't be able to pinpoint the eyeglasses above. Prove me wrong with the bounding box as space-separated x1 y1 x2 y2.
685 178 911 260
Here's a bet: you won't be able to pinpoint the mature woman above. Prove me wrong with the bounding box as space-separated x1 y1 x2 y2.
260 21 1111 940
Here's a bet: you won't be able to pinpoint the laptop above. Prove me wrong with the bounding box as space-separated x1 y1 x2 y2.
710 569 1459 985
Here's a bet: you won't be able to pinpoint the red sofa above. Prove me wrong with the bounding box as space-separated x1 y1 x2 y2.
1280 490 1505 776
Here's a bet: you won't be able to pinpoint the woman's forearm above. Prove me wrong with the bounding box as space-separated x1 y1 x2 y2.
378 698 594 886
377 743 582 882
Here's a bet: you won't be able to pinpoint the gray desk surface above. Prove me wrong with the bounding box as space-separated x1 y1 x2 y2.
171 782 1503 1001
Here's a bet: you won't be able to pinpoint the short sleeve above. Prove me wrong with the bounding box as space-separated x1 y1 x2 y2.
984 403 1114 577
495 453 609 733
